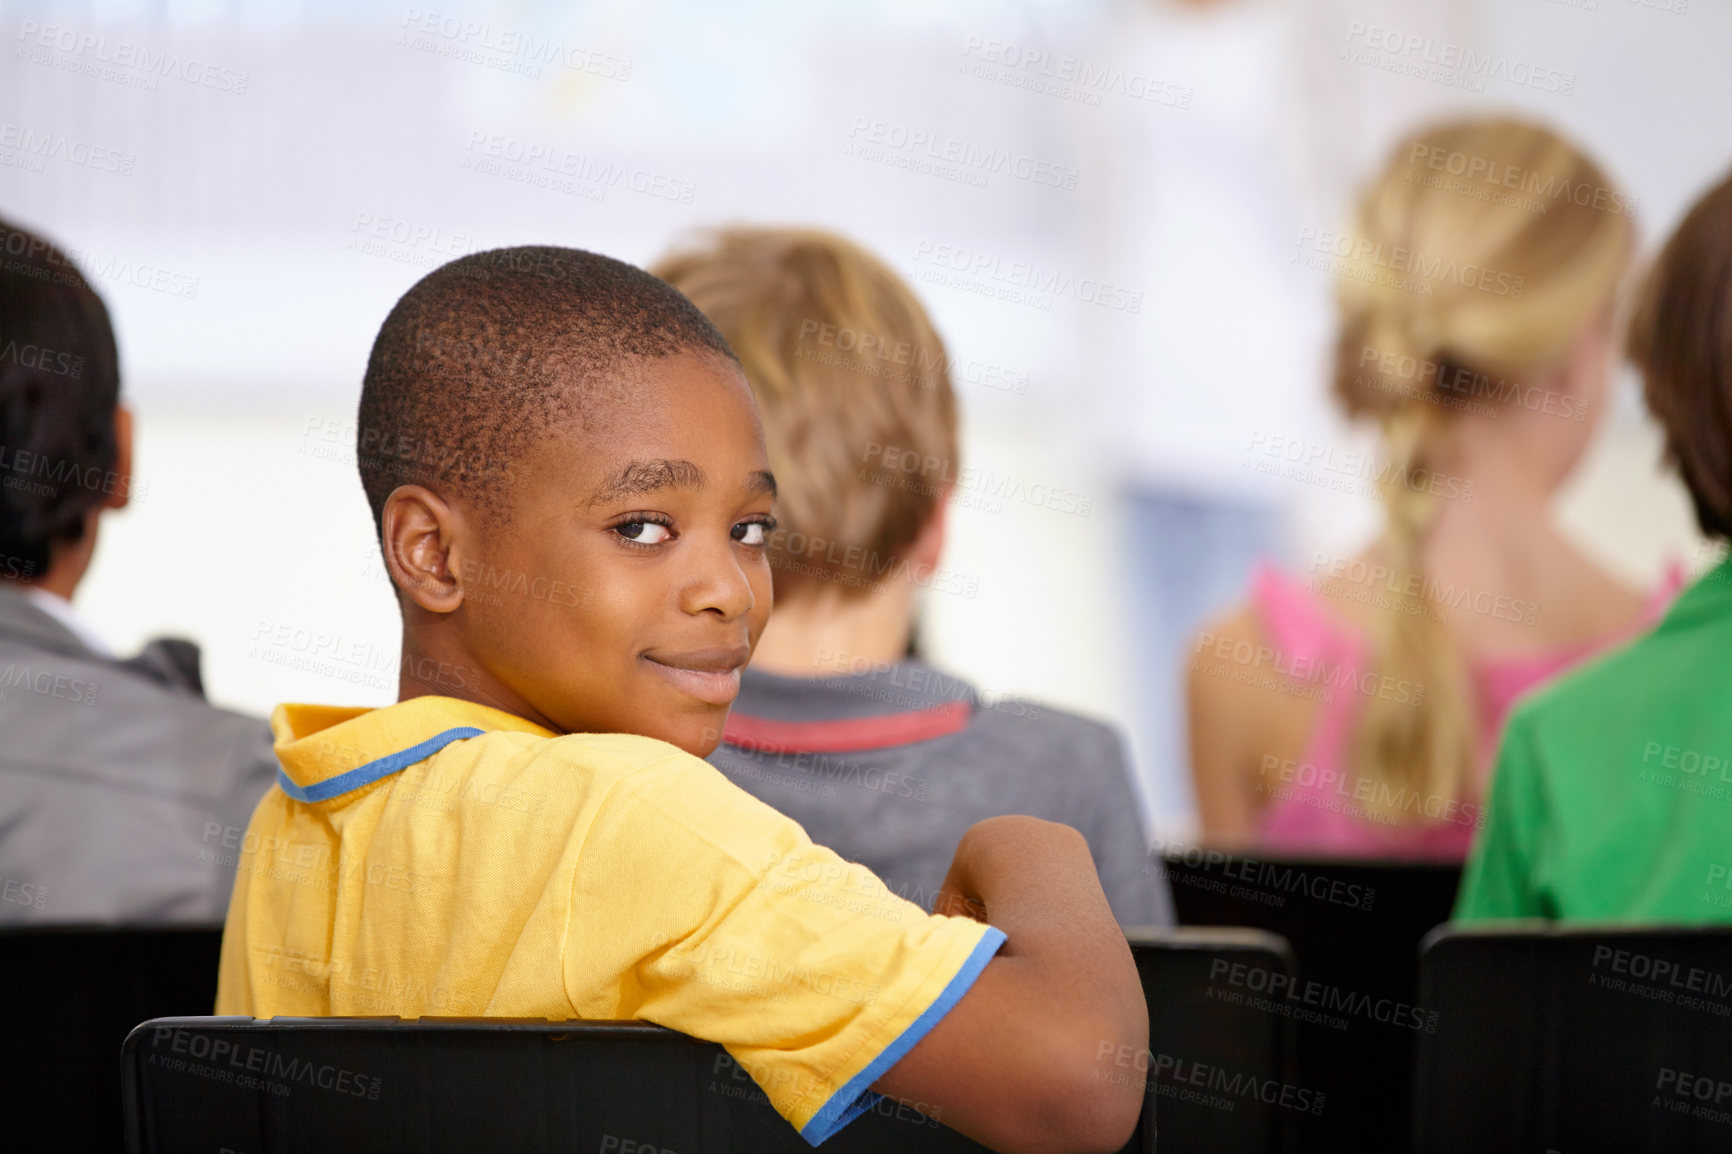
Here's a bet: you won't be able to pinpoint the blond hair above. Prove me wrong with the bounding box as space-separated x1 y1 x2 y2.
652 227 958 602
1331 117 1632 823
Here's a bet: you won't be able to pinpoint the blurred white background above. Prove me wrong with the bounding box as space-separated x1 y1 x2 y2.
2 0 1724 839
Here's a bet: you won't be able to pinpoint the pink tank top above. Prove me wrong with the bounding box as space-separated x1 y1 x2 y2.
1249 562 1681 860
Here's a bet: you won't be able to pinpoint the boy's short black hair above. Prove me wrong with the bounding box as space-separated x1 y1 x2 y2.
358 246 739 531
0 219 122 578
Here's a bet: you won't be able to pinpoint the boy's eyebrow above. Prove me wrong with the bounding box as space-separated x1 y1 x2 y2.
589 458 705 506
587 461 777 505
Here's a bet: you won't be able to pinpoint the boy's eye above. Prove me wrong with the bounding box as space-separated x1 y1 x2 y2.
616 520 672 545
733 522 768 546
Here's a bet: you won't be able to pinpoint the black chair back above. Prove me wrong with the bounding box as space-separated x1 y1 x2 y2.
1129 926 1301 1154
121 930 1301 1153
1166 852 1460 1154
1 924 223 1152
122 1016 993 1154
1414 923 1732 1154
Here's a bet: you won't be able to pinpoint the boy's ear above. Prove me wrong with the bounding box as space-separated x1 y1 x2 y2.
381 485 466 614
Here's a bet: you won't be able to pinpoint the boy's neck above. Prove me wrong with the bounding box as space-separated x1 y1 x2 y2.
748 583 915 678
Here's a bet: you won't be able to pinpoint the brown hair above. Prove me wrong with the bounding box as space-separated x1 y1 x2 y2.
1330 117 1633 823
1629 169 1732 542
652 227 959 602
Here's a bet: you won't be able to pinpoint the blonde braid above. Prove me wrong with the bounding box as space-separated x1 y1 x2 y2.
1347 406 1478 823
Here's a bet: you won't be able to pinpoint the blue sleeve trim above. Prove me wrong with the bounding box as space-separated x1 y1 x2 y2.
275 726 485 803
798 925 1008 1146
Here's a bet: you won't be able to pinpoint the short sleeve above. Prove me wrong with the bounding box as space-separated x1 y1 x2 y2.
561 750 1004 1145
1454 707 1551 921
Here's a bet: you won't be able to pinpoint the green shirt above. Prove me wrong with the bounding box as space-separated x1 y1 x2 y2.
1456 558 1732 922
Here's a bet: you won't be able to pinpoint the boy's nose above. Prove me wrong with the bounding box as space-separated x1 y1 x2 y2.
678 542 757 622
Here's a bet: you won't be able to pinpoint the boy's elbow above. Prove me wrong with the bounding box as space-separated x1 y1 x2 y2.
1008 1027 1144 1154
1000 1077 1138 1154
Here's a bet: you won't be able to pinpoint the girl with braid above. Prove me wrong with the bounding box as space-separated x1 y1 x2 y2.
1187 117 1679 858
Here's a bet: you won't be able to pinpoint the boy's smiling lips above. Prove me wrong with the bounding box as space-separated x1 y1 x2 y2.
641 645 751 706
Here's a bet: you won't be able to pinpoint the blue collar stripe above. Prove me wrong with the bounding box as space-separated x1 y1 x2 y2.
276 726 486 804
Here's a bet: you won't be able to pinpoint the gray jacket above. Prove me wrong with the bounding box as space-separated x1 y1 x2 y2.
708 661 1174 927
0 589 277 924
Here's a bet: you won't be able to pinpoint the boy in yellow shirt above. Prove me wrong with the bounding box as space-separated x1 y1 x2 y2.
217 246 1145 1151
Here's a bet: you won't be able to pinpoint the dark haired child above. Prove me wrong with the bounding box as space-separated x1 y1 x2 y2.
0 218 275 924
217 246 1146 1151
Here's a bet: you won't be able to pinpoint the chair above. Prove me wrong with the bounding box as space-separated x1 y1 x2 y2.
1129 926 1300 1154
1413 923 1732 1154
122 1016 995 1154
1166 852 1461 1154
122 930 1298 1153
0 924 224 1152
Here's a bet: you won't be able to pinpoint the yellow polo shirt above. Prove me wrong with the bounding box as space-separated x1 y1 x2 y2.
216 696 1003 1144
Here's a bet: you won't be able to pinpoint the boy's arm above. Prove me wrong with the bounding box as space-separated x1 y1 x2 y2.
872 816 1147 1154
